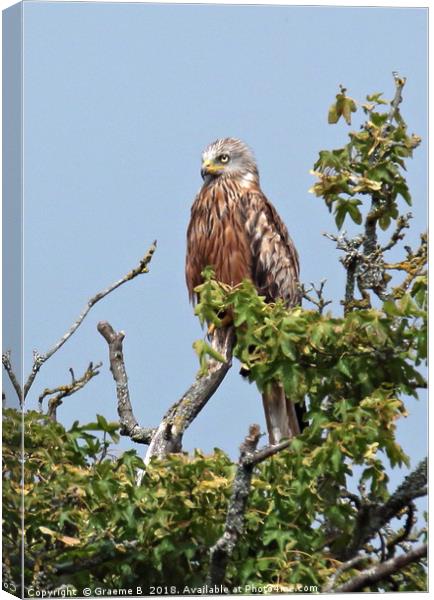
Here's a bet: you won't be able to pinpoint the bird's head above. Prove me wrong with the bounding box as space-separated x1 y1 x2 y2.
200 138 259 185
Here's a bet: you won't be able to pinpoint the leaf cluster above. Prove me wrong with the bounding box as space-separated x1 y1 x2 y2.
3 409 237 593
312 90 420 231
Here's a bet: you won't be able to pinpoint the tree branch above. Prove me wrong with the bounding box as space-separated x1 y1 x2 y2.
363 73 407 258
143 327 235 465
386 502 416 559
206 424 291 587
206 424 262 587
247 438 291 466
333 543 426 593
299 280 332 314
322 554 367 592
97 321 156 445
2 351 23 405
38 361 102 421
99 321 234 472
382 213 412 252
323 232 367 312
341 458 427 560
387 71 407 126
22 241 157 400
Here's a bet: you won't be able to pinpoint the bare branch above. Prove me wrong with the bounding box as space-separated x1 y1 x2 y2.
382 213 412 252
334 543 426 593
341 458 427 560
299 279 332 314
97 321 156 445
322 554 367 592
387 71 407 126
207 424 291 586
100 321 234 471
23 241 157 400
2 351 23 405
143 327 235 465
38 362 102 421
247 438 291 466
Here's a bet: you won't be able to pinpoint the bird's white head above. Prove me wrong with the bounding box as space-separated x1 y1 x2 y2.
201 138 259 185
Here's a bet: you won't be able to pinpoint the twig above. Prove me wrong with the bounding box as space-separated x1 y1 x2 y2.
97 321 156 445
382 213 412 252
38 362 102 421
143 327 235 465
247 438 291 466
389 233 427 297
333 543 426 593
387 71 407 126
299 280 332 314
22 241 157 400
206 424 291 586
2 351 23 405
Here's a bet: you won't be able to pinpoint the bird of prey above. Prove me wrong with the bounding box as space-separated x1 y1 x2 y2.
186 137 303 444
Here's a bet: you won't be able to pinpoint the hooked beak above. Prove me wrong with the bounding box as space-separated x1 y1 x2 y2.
201 159 222 180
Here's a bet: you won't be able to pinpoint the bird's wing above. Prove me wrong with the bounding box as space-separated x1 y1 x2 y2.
185 193 205 303
240 190 300 306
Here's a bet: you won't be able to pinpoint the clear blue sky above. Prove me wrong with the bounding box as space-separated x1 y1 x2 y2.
9 2 427 492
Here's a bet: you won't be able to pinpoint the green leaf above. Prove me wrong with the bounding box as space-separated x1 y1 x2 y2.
331 447 342 472
366 92 387 105
379 214 391 230
328 103 339 124
334 204 347 230
347 201 362 225
337 359 352 379
396 181 412 205
96 414 108 430
342 97 357 125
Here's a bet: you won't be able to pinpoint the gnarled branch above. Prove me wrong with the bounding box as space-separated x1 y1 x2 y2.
2 351 23 405
98 322 235 461
38 361 102 421
144 327 235 465
97 321 155 445
207 424 291 587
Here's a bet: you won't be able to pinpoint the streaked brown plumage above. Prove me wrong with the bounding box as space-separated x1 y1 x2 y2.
186 138 303 444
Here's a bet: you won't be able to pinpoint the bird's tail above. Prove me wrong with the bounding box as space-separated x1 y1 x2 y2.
262 381 304 445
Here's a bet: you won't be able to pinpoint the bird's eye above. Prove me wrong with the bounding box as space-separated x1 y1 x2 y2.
219 153 230 164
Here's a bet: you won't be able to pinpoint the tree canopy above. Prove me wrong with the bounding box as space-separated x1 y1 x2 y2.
3 74 427 596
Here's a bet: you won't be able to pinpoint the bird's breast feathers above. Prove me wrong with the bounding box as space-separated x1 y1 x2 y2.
186 178 299 306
